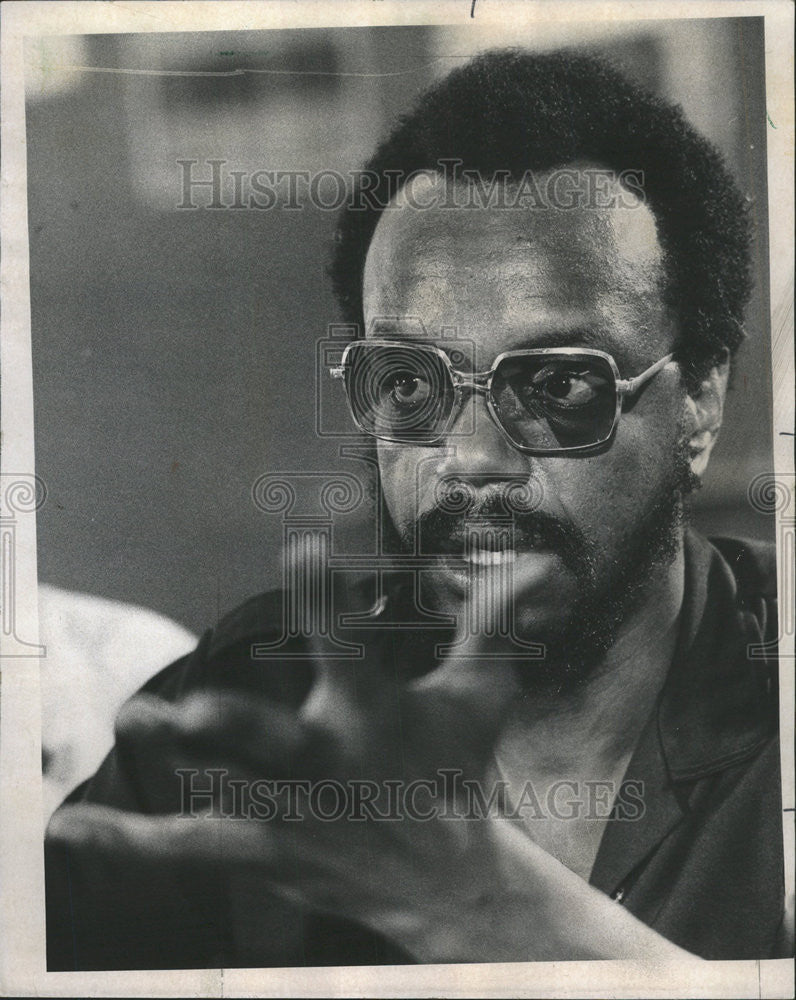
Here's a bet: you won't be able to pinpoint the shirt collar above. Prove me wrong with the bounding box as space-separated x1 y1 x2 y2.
589 529 777 895
656 529 777 782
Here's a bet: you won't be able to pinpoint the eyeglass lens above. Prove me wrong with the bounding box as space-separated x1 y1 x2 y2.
345 343 454 442
490 355 617 450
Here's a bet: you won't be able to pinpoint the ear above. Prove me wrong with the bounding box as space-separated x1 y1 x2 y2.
683 352 730 480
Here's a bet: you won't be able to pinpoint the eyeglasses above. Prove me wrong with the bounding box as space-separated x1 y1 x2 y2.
330 340 675 455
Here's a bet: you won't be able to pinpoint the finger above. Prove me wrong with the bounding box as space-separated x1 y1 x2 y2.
404 676 519 777
414 587 526 719
287 542 398 749
116 691 329 780
46 803 371 902
412 660 521 735
406 578 527 768
47 803 274 867
47 805 278 869
414 636 523 712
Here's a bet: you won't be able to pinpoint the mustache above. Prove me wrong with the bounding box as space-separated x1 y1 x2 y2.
403 485 592 574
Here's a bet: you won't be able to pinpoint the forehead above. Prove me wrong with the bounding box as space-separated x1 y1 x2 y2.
362 171 672 364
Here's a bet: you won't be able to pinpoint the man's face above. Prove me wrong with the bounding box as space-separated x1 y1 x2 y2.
361 171 691 665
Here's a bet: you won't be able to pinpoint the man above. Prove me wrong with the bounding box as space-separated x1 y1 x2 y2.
45 49 787 969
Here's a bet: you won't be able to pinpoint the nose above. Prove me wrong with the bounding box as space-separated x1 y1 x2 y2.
434 390 531 484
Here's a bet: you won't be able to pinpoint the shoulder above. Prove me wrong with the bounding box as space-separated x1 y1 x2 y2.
136 571 408 707
708 535 778 600
707 534 779 655
140 588 313 708
206 588 289 659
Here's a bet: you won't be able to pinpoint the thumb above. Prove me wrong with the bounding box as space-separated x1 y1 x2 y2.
408 567 536 768
286 540 394 754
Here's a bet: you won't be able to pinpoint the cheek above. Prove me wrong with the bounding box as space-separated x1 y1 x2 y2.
378 444 461 530
376 444 417 529
549 399 685 543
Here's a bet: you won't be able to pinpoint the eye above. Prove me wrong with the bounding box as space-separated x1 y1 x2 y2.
528 365 602 408
381 371 432 409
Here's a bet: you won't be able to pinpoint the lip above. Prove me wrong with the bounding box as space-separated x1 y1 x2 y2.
425 525 548 557
434 545 559 597
464 548 518 566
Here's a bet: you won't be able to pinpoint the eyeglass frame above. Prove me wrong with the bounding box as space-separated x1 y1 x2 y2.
330 340 676 456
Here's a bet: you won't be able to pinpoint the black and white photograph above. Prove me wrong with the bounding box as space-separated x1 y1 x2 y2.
1 2 793 996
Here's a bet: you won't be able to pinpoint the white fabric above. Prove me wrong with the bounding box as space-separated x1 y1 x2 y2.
39 584 197 818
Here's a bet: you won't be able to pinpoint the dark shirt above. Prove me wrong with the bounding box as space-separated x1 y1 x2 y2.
45 530 786 969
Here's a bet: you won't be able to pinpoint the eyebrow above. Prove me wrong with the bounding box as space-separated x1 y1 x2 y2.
508 327 609 350
499 327 640 369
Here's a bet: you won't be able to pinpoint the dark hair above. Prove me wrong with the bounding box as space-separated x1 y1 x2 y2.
330 48 752 387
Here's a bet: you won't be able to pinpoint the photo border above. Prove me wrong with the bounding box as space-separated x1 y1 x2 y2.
1 2 792 996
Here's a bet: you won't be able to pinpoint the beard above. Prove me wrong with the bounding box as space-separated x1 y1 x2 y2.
383 436 699 696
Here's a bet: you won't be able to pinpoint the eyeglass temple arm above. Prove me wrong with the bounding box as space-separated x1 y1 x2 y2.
616 353 675 397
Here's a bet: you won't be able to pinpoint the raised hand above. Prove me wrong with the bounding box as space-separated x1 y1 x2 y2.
46 559 697 964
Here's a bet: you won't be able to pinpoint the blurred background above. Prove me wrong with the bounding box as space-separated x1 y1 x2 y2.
27 18 774 639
